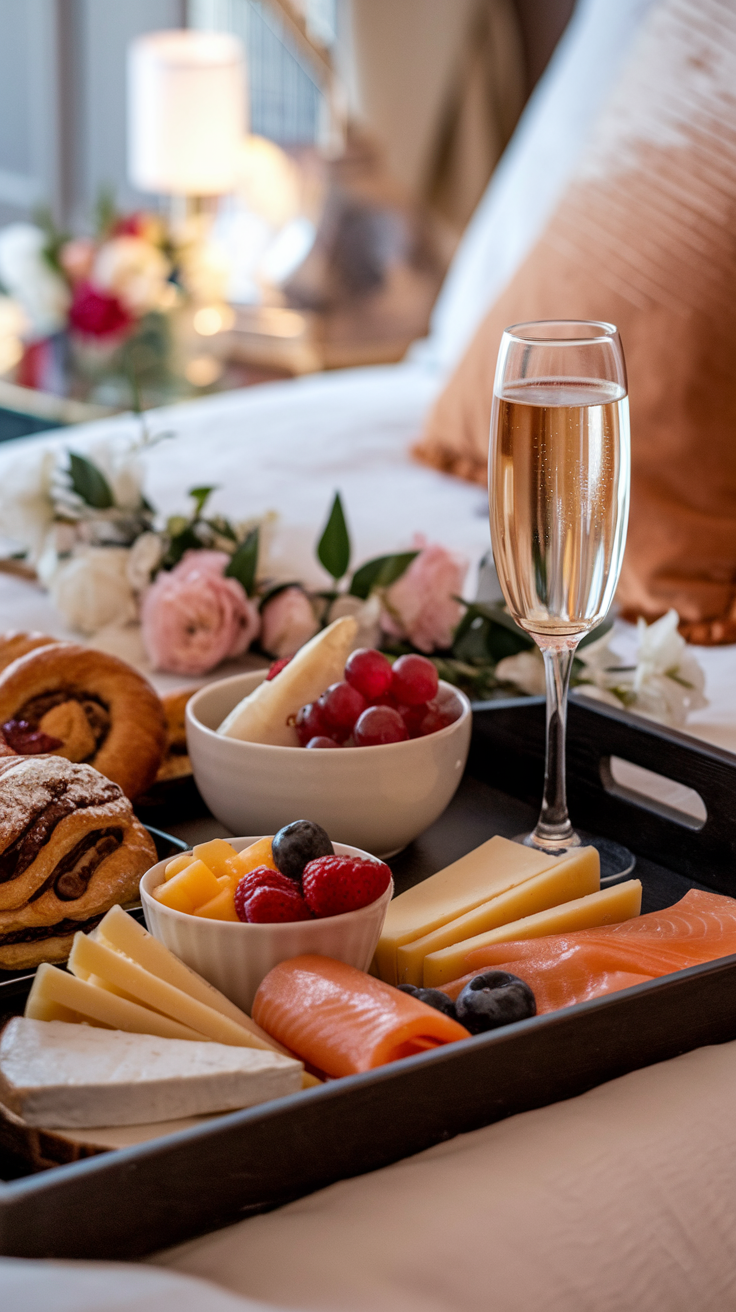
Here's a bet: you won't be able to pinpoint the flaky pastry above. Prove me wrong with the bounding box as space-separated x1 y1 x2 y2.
0 756 157 970
0 644 167 798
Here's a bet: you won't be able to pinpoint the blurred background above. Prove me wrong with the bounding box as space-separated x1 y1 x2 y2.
0 0 574 431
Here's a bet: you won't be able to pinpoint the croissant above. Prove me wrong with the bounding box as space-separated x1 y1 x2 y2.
0 644 167 798
0 756 157 970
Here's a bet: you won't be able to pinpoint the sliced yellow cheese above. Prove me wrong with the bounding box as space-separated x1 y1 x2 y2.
218 616 357 745
92 906 270 1040
25 964 206 1041
395 846 600 986
423 878 643 986
374 836 564 985
68 932 278 1052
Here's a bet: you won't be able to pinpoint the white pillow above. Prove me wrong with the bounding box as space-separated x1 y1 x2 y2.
411 0 657 374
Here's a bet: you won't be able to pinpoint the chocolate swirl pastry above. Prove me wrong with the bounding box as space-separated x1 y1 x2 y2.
0 644 167 798
0 756 157 970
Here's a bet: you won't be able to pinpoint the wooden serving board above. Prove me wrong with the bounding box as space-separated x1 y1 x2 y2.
0 1101 217 1170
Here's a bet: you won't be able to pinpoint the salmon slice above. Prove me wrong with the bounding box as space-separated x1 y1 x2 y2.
440 889 736 1015
252 954 470 1077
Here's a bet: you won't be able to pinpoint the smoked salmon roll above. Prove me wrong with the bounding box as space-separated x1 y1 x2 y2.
252 954 470 1077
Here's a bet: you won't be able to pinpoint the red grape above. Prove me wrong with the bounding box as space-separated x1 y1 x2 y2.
390 653 439 706
354 705 409 746
345 647 393 699
266 657 291 681
295 702 329 746
306 736 340 749
317 681 366 739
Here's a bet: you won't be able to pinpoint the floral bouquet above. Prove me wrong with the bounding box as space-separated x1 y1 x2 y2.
0 194 228 403
0 437 708 728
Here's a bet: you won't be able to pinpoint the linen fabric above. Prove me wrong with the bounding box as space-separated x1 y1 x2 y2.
415 0 736 642
158 1040 736 1312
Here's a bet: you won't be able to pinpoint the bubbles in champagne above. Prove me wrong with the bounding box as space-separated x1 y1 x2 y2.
489 379 630 639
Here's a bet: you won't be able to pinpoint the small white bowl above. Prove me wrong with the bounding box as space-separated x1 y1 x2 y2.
186 672 472 858
140 836 394 1012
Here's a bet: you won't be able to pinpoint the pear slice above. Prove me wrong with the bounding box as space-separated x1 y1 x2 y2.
218 616 358 745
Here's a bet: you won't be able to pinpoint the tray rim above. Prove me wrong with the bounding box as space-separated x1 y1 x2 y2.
3 946 736 1203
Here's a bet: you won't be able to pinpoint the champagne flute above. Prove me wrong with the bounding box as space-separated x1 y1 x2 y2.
489 320 632 877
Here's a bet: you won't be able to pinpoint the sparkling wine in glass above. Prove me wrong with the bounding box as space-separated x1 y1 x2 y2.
489 320 632 876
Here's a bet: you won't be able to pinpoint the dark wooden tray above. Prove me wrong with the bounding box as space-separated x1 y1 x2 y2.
2 700 736 1261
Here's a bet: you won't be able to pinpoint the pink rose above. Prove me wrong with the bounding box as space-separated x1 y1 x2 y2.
141 551 260 676
382 537 468 653
260 586 319 658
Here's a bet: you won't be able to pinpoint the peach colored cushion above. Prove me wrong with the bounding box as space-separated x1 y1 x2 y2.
415 0 736 643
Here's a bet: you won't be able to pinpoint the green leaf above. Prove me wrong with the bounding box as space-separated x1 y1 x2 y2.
68 453 114 509
317 492 351 581
349 551 419 600
451 601 533 665
162 525 201 568
225 527 259 596
189 486 217 517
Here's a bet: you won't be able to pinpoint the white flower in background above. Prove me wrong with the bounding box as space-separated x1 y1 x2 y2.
0 446 56 562
495 649 547 696
329 593 383 650
126 531 164 594
575 610 707 726
93 236 170 315
87 440 146 512
49 547 137 636
0 223 70 336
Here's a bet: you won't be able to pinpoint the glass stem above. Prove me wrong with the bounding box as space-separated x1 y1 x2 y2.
533 642 579 851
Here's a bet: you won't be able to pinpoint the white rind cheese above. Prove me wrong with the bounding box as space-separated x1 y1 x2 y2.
0 1018 303 1128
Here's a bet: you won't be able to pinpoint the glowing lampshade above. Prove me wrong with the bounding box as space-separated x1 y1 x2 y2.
128 31 247 196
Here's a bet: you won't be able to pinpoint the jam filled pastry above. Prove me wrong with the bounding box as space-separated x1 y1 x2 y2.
155 688 195 783
0 756 157 970
0 644 167 798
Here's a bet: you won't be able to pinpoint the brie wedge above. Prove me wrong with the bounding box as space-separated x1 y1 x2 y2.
0 1018 303 1128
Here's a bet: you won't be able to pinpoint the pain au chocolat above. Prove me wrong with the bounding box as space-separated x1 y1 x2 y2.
0 756 157 970
0 643 167 798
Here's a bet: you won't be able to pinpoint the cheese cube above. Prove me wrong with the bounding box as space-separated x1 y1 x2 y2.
195 881 239 921
154 859 221 912
396 847 599 985
374 837 562 985
192 839 241 881
423 879 643 986
231 836 277 879
0 1018 303 1128
164 852 195 880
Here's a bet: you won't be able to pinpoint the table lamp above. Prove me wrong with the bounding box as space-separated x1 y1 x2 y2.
127 30 247 204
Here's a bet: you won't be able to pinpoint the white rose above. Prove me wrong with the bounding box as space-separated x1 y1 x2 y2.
126 532 164 594
495 650 547 696
0 446 56 562
329 593 382 650
49 547 137 636
93 236 170 315
0 223 70 336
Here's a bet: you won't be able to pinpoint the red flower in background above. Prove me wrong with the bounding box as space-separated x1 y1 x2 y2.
68 281 133 339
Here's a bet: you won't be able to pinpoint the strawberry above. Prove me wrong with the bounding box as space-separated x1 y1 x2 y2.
243 885 313 923
234 866 297 922
302 855 391 918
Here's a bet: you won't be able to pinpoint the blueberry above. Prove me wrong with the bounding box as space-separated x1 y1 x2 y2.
272 819 333 882
455 971 536 1034
397 983 458 1019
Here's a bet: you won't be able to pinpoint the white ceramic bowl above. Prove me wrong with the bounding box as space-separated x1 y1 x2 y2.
140 836 394 1012
186 672 472 858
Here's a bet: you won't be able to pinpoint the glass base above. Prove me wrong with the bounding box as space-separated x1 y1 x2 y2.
512 830 636 882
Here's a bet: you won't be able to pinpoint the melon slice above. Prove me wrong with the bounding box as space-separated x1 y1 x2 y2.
218 616 357 746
